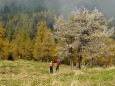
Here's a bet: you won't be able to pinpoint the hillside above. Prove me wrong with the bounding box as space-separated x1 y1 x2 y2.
0 60 115 86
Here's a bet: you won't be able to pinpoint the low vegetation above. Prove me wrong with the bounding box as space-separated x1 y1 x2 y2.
0 60 115 86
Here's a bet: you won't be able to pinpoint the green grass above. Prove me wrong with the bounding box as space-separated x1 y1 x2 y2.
0 60 115 86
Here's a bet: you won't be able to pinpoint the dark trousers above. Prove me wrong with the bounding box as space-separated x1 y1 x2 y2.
56 66 59 72
50 66 53 74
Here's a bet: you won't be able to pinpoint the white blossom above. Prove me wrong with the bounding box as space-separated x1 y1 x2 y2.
54 8 114 60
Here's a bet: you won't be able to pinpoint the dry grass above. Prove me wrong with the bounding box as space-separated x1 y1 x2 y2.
0 60 115 86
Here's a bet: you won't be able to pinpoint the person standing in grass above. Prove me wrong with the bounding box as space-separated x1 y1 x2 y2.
49 61 53 74
55 60 61 72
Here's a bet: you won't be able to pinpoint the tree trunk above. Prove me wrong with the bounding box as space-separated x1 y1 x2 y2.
69 46 74 69
91 57 94 67
47 57 49 62
77 55 82 69
70 59 74 69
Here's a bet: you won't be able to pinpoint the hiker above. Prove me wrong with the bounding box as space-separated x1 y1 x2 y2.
56 60 61 72
49 61 53 74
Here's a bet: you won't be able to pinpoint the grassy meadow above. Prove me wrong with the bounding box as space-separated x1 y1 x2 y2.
0 60 115 86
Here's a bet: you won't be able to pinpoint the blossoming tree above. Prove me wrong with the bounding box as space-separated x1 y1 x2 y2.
54 8 114 69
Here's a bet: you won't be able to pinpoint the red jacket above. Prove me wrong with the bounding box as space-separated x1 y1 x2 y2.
56 61 60 66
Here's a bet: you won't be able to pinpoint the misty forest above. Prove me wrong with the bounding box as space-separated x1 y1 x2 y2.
0 0 115 86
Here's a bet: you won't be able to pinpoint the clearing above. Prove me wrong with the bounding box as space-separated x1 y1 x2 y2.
0 60 115 86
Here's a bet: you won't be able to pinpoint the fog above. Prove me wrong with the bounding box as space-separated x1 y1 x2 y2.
0 0 115 18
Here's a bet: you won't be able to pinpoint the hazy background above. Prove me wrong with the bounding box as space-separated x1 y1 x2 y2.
0 0 114 18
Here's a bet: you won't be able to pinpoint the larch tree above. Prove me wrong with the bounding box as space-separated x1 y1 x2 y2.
54 8 114 69
0 27 5 59
11 31 33 60
11 34 21 60
19 31 33 60
33 21 57 61
2 39 11 60
0 27 12 60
